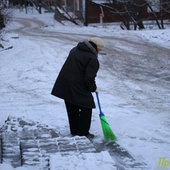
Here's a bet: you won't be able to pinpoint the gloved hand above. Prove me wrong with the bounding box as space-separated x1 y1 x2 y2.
95 87 99 93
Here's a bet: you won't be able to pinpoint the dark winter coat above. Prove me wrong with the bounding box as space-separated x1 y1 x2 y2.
51 41 99 108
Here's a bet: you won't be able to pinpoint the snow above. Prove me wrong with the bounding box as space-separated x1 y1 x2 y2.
0 8 170 170
0 151 116 170
132 29 170 49
50 151 116 170
0 164 34 170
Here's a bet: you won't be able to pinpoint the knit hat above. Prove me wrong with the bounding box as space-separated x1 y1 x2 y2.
90 37 104 50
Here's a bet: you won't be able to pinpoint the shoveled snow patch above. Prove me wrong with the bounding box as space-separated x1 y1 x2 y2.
0 164 33 170
50 151 116 170
0 151 116 170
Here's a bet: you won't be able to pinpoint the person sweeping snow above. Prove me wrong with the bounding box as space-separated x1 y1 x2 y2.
51 37 104 138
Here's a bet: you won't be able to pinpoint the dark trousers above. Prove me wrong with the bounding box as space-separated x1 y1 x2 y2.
64 101 92 136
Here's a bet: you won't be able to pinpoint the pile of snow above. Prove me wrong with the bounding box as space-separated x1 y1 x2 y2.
0 152 116 170
132 29 170 49
0 164 33 170
50 151 116 170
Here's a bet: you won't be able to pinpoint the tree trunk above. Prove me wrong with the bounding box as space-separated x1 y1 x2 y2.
147 2 162 29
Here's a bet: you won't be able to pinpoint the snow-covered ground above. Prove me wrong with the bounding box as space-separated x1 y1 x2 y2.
0 151 116 170
0 9 170 170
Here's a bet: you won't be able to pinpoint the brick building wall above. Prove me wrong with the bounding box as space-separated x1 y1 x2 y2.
87 1 170 23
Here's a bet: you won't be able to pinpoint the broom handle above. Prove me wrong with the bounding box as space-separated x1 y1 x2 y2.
95 92 104 116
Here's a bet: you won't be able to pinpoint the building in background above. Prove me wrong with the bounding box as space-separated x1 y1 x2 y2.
62 0 170 25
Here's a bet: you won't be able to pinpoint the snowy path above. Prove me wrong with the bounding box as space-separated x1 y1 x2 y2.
8 17 170 115
0 11 170 169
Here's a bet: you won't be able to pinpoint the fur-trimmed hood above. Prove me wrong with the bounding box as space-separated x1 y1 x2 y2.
77 41 98 56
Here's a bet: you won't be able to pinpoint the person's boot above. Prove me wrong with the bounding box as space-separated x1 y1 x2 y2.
85 133 94 139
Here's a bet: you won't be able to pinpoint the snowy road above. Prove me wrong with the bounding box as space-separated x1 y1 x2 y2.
8 17 170 114
1 11 170 170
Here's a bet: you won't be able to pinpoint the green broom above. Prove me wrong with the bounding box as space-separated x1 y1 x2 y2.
96 92 117 141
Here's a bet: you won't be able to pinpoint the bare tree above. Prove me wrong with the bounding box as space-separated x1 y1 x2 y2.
0 13 5 30
96 0 146 30
123 0 146 30
160 0 170 28
95 0 170 30
0 1 6 48
0 0 8 30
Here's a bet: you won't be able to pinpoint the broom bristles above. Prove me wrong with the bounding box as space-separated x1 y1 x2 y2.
100 115 117 141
